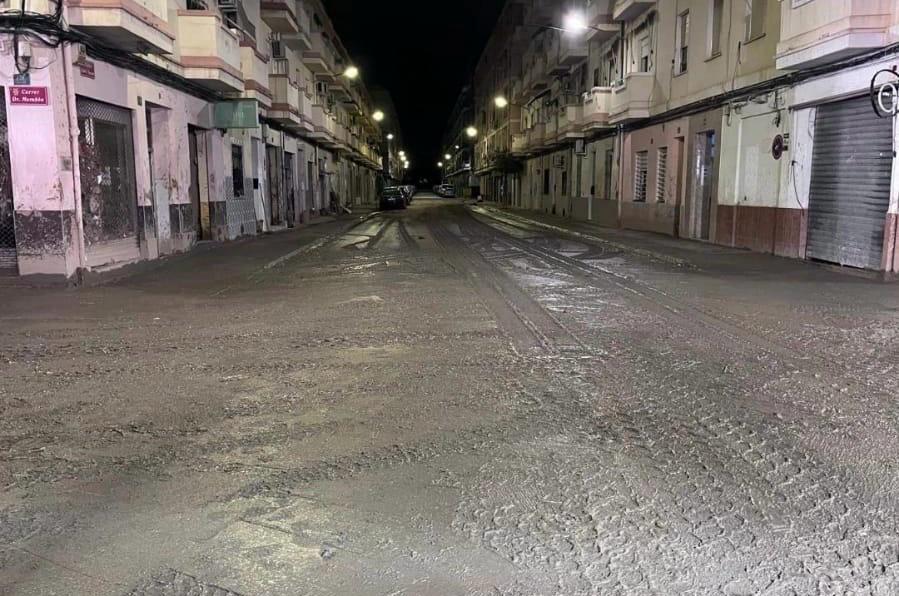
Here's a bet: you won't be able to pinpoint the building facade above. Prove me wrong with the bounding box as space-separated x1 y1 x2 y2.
451 0 899 273
0 0 394 279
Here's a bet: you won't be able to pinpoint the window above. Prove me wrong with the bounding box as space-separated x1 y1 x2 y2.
639 33 651 72
593 67 600 88
634 151 648 202
656 147 668 203
561 170 568 195
709 0 724 57
543 169 550 194
744 0 767 42
231 144 244 198
675 11 689 74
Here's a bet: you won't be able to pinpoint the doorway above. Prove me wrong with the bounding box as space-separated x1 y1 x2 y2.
266 145 282 227
688 130 716 240
188 126 203 239
0 89 16 274
284 151 296 227
78 97 140 267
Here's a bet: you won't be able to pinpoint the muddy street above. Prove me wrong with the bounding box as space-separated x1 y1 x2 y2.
2 196 899 595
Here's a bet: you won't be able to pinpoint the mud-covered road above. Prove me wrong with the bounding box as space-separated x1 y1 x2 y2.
3 196 899 595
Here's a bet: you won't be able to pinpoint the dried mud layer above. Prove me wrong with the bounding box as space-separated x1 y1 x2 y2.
2 198 899 595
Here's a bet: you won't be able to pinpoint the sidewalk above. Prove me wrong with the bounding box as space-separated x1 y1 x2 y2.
474 202 888 282
0 206 378 289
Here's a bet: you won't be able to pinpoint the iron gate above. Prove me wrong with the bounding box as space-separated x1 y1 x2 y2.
0 88 16 273
77 97 140 267
807 95 893 269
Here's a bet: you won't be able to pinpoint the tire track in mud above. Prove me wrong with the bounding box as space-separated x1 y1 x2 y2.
427 214 588 355
465 206 898 420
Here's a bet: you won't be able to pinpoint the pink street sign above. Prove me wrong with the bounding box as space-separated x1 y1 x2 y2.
9 86 49 106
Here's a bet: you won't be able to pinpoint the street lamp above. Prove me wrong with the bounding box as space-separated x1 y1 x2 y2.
343 65 359 79
386 133 394 140
398 150 406 158
454 145 460 150
466 126 478 138
444 153 452 160
437 161 443 168
373 110 385 122
562 11 589 33
494 95 509 109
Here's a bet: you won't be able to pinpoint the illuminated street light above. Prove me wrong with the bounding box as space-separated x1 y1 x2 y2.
398 150 406 158
437 161 444 168
372 110 385 122
343 65 359 79
454 145 460 150
444 153 452 160
562 11 589 33
466 126 478 138
386 133 394 140
494 96 509 109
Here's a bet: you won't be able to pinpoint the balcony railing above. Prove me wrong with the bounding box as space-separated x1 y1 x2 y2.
68 0 173 54
581 86 613 130
612 0 655 22
609 71 654 123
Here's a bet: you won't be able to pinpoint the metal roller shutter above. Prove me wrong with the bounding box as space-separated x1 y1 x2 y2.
806 95 893 270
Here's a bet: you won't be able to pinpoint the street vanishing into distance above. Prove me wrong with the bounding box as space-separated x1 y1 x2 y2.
3 195 899 595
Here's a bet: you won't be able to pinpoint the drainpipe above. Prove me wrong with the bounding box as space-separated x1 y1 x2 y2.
61 17 86 278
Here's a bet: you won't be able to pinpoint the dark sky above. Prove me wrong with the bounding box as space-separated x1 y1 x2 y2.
323 0 506 182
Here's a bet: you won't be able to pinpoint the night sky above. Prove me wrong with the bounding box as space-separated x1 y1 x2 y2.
323 0 506 183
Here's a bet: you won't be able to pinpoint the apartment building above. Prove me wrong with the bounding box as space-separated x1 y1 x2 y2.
0 0 392 279
442 85 475 197
456 0 899 273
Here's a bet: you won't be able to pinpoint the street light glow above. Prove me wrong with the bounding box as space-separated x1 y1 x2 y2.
398 150 406 158
372 110 385 122
343 65 359 79
494 96 509 109
444 153 452 160
466 126 478 138
437 161 443 167
386 133 394 140
563 11 589 32
454 145 460 150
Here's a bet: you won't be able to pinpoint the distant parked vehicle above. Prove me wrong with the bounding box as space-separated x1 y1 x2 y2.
435 184 456 198
379 186 407 210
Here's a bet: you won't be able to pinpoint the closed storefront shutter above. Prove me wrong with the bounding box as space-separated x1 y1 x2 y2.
807 95 893 270
0 88 16 273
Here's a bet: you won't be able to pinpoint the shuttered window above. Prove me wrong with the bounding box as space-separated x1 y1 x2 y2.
656 146 668 203
634 150 648 202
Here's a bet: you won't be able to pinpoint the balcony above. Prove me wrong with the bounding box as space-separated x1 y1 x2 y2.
303 32 336 78
581 87 613 130
511 133 528 156
528 122 546 148
268 59 302 129
261 0 311 50
529 0 555 23
613 0 655 21
525 54 548 96
610 71 653 123
177 10 243 92
68 0 174 54
240 46 271 109
776 0 896 70
558 34 589 67
586 0 618 40
544 115 559 146
557 104 584 141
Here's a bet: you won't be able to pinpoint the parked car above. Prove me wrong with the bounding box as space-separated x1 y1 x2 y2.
435 184 456 198
402 185 416 204
379 186 407 210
